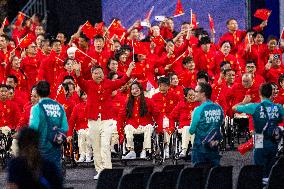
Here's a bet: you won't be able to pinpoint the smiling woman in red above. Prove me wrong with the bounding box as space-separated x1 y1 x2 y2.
117 81 161 159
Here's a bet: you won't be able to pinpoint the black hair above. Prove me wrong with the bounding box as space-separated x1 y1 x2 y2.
79 33 90 42
182 56 193 65
224 69 235 76
120 44 132 52
107 58 116 71
260 83 273 98
126 81 148 118
278 74 284 85
0 84 8 89
50 39 61 47
226 18 236 26
63 75 75 83
36 80 50 97
107 71 118 80
198 82 212 99
199 36 211 45
64 58 73 66
220 61 230 68
267 35 278 43
168 72 177 81
94 34 105 41
246 60 256 66
181 22 190 25
197 71 209 82
158 77 170 86
252 31 264 39
7 75 18 84
91 65 103 73
79 90 86 98
220 40 232 47
183 87 194 97
0 34 10 42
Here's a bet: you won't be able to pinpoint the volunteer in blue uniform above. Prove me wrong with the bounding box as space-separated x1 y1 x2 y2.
189 82 224 166
29 81 68 172
233 83 284 178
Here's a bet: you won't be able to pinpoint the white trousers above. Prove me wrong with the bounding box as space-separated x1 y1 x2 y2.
88 119 114 173
178 126 195 150
77 129 92 157
124 124 154 150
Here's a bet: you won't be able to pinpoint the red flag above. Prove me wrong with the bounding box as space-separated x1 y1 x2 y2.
81 21 96 39
173 0 184 17
14 12 25 26
18 33 34 49
237 138 253 155
145 6 154 20
151 35 165 46
254 9 271 21
109 20 126 38
191 13 197 29
1 17 9 28
208 14 215 33
281 27 284 40
94 22 104 35
56 85 67 108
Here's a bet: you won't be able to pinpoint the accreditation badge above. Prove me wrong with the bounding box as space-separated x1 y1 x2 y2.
254 134 264 149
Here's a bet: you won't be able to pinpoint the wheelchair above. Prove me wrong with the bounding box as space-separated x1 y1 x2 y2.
169 128 192 165
225 114 250 150
119 125 166 165
0 130 15 169
62 130 79 169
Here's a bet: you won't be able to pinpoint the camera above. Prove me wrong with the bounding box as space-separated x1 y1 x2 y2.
273 54 280 60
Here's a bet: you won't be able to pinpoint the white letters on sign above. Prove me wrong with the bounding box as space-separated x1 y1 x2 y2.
43 104 62 118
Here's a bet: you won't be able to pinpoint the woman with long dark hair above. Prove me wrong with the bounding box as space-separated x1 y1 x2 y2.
6 127 63 189
117 81 161 159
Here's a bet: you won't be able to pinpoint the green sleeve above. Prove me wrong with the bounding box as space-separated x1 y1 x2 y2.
189 106 201 134
29 105 40 131
235 103 258 115
61 110 68 133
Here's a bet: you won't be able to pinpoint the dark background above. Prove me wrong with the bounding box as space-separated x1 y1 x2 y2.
6 0 280 40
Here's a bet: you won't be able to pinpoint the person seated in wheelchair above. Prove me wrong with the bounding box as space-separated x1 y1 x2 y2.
0 84 20 155
170 87 199 157
117 81 162 159
151 77 180 158
67 90 93 163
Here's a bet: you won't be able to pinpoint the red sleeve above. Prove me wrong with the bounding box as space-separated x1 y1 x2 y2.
76 76 89 94
68 105 78 137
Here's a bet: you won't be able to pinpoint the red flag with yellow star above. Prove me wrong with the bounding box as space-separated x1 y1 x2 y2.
18 33 34 49
173 0 184 17
109 19 126 38
15 12 25 26
254 9 271 21
94 22 104 35
208 14 215 33
81 21 96 39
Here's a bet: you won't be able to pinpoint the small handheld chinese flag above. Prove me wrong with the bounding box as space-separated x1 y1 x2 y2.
81 21 96 39
1 17 9 28
254 9 272 21
145 6 154 20
281 27 284 40
191 10 197 29
208 14 215 33
173 0 184 17
94 22 104 35
14 12 25 27
18 33 34 49
109 19 126 38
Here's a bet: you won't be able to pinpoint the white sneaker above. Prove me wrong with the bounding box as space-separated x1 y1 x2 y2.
122 151 136 159
94 172 100 180
85 155 92 162
179 149 187 158
140 150 146 159
77 155 85 163
165 146 169 159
